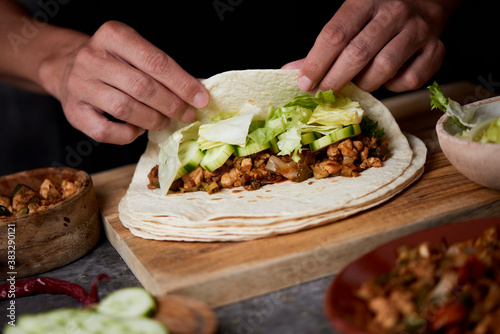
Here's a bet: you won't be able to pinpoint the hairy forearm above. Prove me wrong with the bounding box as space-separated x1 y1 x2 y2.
0 0 89 94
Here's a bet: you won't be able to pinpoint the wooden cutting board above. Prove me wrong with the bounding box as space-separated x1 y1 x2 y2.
93 82 500 308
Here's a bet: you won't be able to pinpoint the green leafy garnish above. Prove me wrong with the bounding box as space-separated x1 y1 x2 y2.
360 116 385 138
428 81 449 113
428 81 467 130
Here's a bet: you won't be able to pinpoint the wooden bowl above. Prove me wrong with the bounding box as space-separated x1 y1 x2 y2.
436 96 500 191
0 167 101 280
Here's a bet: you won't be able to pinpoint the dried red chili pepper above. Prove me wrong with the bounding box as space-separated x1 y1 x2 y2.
0 274 111 307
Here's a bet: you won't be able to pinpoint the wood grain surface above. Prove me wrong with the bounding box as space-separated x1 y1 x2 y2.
92 82 500 308
154 294 218 334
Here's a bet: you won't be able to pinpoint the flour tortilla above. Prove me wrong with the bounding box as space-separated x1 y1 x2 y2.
118 69 426 241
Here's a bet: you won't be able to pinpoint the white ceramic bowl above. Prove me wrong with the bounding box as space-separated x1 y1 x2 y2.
436 96 500 191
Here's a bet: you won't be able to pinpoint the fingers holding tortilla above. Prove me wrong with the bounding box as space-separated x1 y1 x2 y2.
297 0 445 93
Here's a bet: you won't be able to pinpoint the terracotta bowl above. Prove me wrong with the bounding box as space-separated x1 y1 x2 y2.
0 167 101 280
436 96 500 191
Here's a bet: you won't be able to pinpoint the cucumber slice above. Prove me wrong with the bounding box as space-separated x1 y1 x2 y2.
5 288 168 334
309 124 361 152
330 124 361 142
71 311 123 333
12 309 81 334
300 132 318 145
235 140 271 157
309 133 335 152
120 317 169 334
3 326 25 334
97 286 157 318
175 140 205 180
9 309 168 334
11 314 53 334
200 144 235 172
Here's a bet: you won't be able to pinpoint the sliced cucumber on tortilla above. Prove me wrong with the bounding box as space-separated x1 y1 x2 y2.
97 286 157 318
309 133 335 152
309 124 361 152
235 140 271 157
175 139 205 180
200 144 235 172
300 132 318 145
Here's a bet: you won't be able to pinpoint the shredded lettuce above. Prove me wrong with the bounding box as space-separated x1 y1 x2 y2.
301 124 342 136
158 122 201 194
447 99 491 128
252 90 364 162
247 106 285 145
198 105 261 149
308 96 363 127
478 116 500 143
428 81 467 130
429 81 499 142
207 111 239 122
277 125 304 161
159 89 369 189
197 136 227 151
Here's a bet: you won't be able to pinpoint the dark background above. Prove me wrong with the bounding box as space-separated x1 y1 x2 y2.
1 0 497 176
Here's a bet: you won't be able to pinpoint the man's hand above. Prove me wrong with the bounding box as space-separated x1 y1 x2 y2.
40 21 210 145
284 0 457 93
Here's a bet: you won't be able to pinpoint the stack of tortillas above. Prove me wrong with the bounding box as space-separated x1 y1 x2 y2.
118 70 426 241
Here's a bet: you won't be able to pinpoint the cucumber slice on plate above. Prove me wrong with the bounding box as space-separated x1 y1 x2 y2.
9 309 88 334
200 144 235 172
175 139 205 180
235 140 271 157
120 317 169 334
97 286 157 318
9 310 168 334
10 308 78 334
4 287 168 334
76 312 167 334
309 124 361 152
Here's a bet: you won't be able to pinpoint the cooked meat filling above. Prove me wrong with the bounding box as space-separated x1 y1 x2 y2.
0 178 83 218
357 226 500 334
148 134 389 194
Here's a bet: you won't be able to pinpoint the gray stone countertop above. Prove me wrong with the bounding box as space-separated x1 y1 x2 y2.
0 237 339 334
